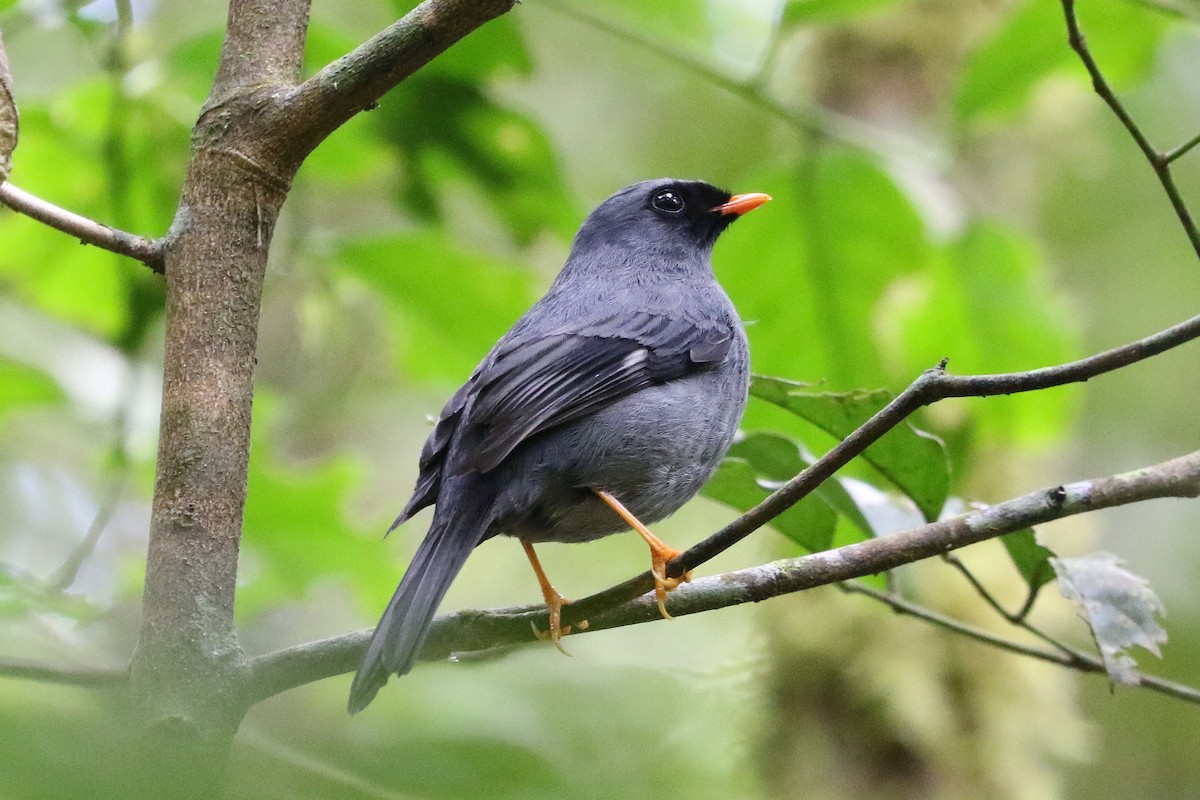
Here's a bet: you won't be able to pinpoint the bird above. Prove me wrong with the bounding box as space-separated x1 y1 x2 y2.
349 178 770 712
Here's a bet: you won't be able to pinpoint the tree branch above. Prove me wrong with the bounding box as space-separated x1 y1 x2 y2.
242 450 1200 705
840 582 1200 705
598 308 1200 616
210 0 310 101
0 656 128 688
1061 0 1200 262
0 182 164 272
270 0 518 163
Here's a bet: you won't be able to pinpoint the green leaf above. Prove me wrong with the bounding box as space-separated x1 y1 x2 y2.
589 0 717 55
702 456 837 552
717 155 931 389
373 74 575 244
954 0 1069 122
883 222 1079 446
338 232 539 384
955 0 1167 122
240 403 394 614
0 358 62 420
1051 551 1167 684
1000 527 1056 597
727 431 875 539
782 0 900 26
750 375 949 522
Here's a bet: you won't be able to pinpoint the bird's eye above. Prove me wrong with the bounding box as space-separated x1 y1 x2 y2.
651 189 685 215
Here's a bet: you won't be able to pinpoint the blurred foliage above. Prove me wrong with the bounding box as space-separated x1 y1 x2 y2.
1 0 1198 798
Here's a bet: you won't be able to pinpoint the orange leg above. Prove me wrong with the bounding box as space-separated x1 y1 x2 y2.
593 489 693 620
521 539 580 655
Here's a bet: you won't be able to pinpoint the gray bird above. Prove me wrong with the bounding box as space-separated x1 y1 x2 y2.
349 178 769 712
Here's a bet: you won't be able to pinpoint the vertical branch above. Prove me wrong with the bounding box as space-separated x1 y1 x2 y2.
1061 0 1200 263
127 1 311 793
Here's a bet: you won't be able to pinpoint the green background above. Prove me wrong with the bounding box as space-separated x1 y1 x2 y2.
1 0 1198 797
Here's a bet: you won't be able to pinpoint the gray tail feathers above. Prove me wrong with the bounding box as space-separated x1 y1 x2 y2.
348 483 493 713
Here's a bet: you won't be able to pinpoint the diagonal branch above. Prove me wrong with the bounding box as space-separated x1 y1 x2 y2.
242 449 1200 706
569 309 1200 622
0 656 128 688
269 0 518 163
840 582 1200 705
1061 0 1200 262
0 182 164 272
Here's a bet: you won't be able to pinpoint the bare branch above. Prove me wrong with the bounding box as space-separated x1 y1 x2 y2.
1164 130 1200 165
0 182 164 272
243 450 1200 705
0 656 128 688
210 0 311 101
1061 0 1200 261
46 474 127 594
273 0 518 161
645 310 1200 593
841 582 1200 705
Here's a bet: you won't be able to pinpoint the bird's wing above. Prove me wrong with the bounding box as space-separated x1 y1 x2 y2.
394 310 734 524
464 310 735 472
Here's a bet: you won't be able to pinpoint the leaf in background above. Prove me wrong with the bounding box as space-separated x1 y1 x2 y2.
781 0 900 26
954 0 1068 122
728 431 876 539
717 155 930 390
0 563 96 621
882 221 1079 447
0 357 62 421
339 232 538 384
1051 551 1167 684
751 375 949 522
367 13 573 245
955 0 1167 122
588 0 717 56
0 77 181 344
702 457 837 552
241 404 394 614
1001 527 1056 598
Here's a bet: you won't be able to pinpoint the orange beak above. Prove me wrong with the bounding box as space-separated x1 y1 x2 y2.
713 192 772 216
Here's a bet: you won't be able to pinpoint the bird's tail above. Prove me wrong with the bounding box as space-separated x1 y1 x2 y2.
348 480 493 713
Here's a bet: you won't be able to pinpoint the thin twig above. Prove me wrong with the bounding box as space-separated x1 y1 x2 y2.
0 656 128 687
239 728 420 800
941 553 1077 656
840 582 1200 704
536 0 939 166
241 450 1200 705
272 0 519 162
1164 131 1200 165
0 182 164 272
567 308 1200 617
45 474 127 594
102 0 135 239
1061 0 1200 262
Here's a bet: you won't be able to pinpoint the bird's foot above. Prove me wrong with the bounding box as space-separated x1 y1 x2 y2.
530 587 580 656
522 539 586 656
592 489 691 621
649 544 692 620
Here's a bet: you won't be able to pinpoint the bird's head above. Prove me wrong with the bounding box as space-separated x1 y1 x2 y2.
567 179 771 273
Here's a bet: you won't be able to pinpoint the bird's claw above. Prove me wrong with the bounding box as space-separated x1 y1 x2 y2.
530 588 586 656
650 551 692 621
